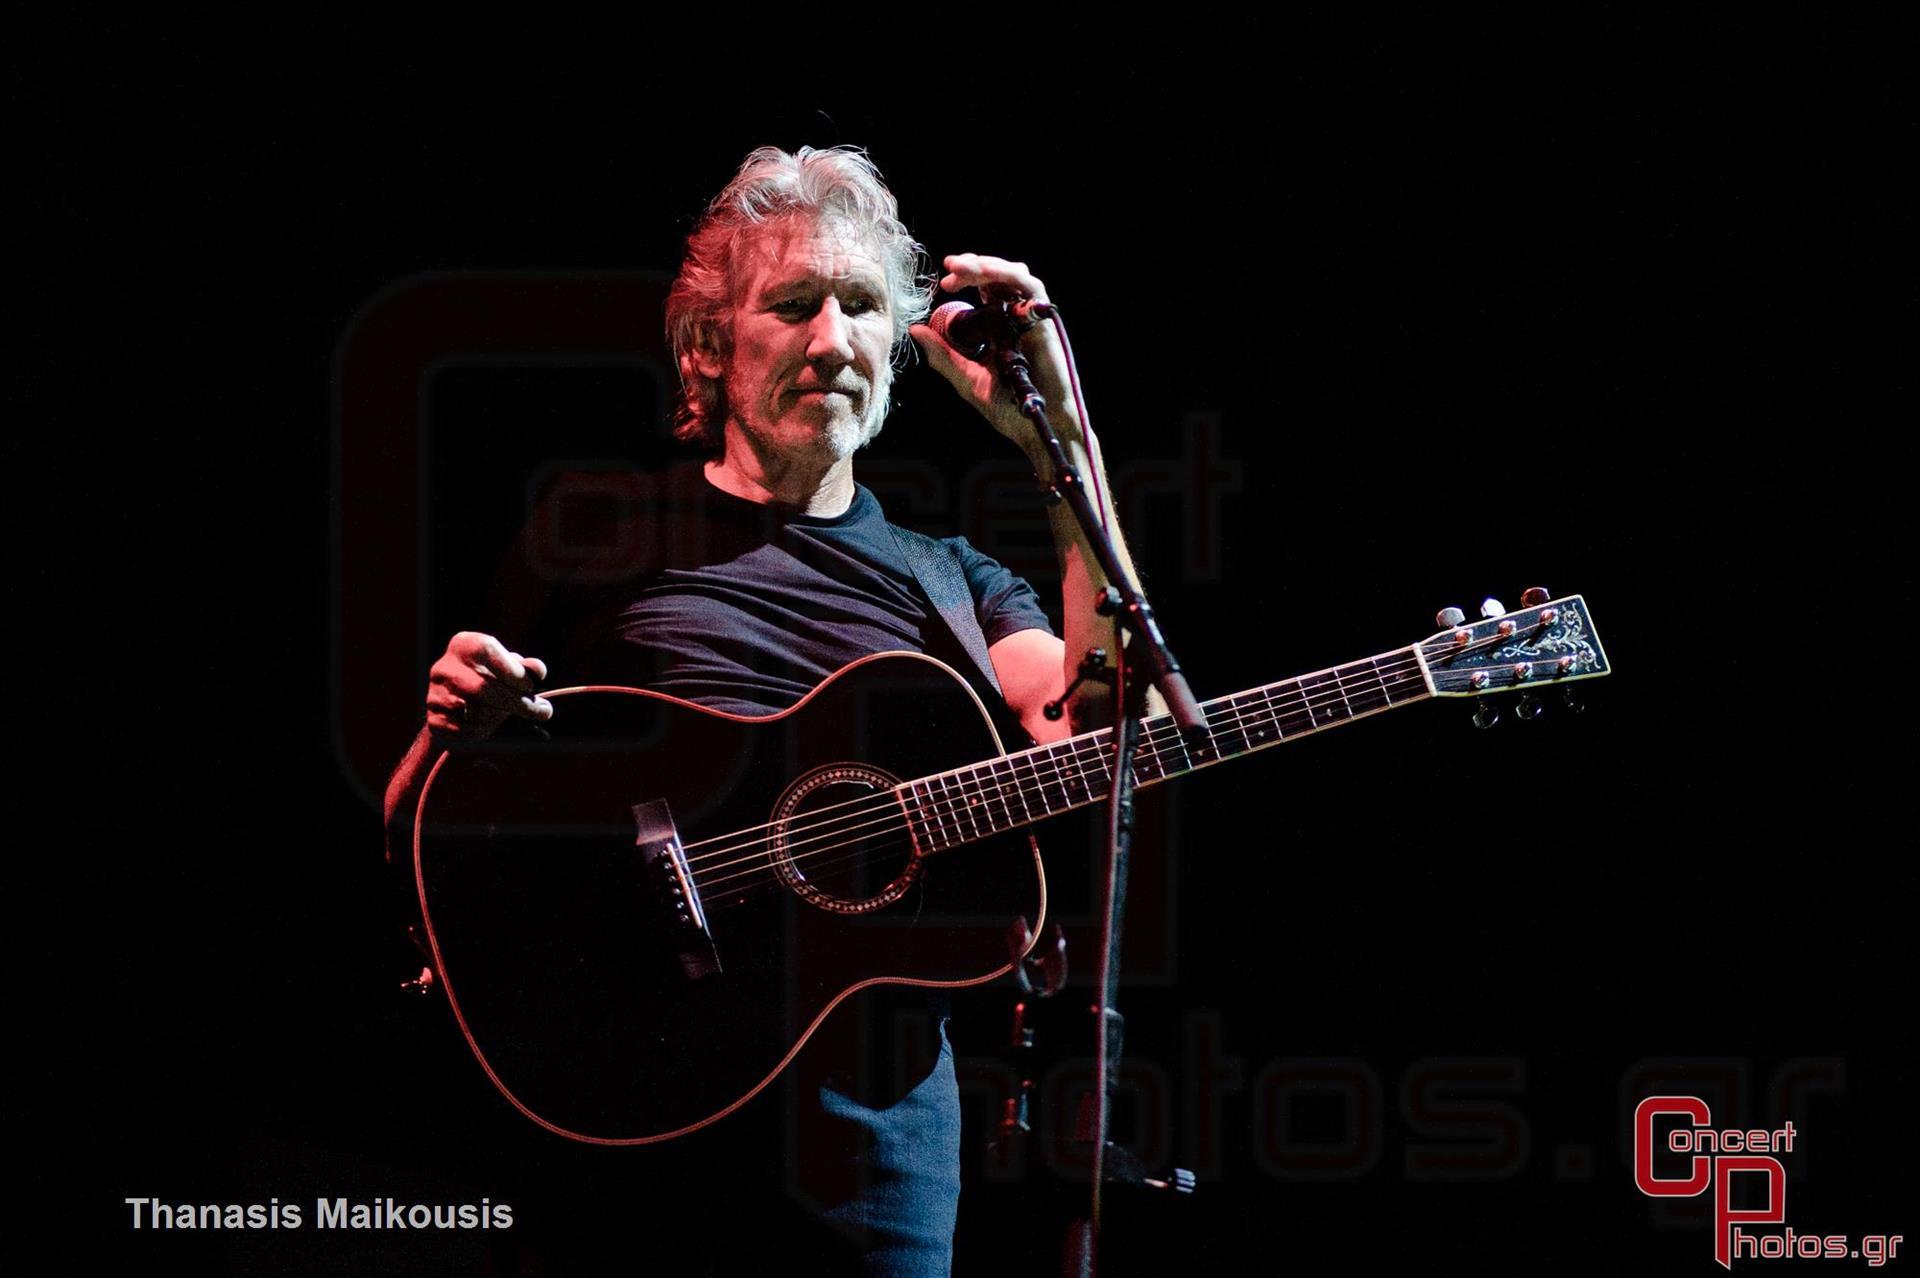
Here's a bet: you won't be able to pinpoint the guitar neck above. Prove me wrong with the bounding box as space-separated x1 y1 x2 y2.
902 645 1432 852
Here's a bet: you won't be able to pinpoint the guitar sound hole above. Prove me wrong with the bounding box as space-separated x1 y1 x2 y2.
769 763 919 915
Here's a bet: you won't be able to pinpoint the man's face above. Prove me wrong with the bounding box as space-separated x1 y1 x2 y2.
702 217 896 464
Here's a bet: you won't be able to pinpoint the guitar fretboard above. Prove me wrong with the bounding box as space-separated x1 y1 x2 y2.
901 646 1432 852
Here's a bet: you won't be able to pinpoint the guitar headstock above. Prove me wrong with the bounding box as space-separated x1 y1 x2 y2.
1419 592 1610 697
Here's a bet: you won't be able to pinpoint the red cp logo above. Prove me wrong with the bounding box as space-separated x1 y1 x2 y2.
1635 1096 1789 1270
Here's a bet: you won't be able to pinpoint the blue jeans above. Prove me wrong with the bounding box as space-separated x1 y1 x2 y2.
811 1018 962 1277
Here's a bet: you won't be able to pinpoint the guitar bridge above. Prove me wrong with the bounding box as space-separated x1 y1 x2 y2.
632 799 721 981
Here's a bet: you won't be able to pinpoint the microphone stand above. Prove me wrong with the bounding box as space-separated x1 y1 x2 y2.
971 305 1207 1277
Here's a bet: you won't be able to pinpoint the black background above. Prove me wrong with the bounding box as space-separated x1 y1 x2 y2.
20 11 1911 1275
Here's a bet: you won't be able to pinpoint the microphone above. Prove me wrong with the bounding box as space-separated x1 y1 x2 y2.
928 300 1025 359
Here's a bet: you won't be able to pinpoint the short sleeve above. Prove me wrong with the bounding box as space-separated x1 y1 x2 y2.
943 536 1055 646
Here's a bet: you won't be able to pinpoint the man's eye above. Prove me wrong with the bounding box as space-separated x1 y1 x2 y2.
774 299 811 315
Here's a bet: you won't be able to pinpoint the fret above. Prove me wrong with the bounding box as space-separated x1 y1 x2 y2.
1187 708 1220 763
1135 723 1168 781
1329 667 1358 718
1039 742 1073 812
972 764 997 833
1308 672 1339 727
1257 685 1287 743
1232 686 1277 749
1082 737 1115 793
1011 748 1048 817
1379 649 1421 702
1159 710 1190 771
904 780 933 853
1212 693 1253 756
1326 664 1360 719
1246 690 1277 743
935 771 969 843
1368 655 1393 704
1300 671 1345 728
1346 657 1392 714
1293 676 1320 730
1269 680 1314 738
1021 746 1047 814
1065 741 1096 806
1074 741 1099 804
954 764 980 837
954 769 978 838
962 766 990 840
918 778 953 853
1371 653 1404 704
999 757 1033 825
920 774 941 848
1320 670 1350 724
1049 746 1074 807
938 777 963 851
1154 721 1186 774
1064 743 1088 803
985 760 1015 831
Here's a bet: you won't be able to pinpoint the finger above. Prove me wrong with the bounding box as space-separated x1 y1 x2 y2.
426 686 466 718
426 688 477 736
497 693 550 722
433 667 497 701
522 656 549 683
475 635 546 694
910 326 977 392
480 635 526 682
446 632 535 689
940 253 1047 302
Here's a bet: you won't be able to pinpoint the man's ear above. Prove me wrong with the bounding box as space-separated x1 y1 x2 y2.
689 320 727 380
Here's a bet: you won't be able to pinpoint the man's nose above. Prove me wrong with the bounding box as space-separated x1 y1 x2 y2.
805 297 856 367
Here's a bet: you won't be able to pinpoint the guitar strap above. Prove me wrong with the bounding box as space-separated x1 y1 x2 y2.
885 524 1006 701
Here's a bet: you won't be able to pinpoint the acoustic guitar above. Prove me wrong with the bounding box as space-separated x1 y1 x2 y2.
414 592 1609 1143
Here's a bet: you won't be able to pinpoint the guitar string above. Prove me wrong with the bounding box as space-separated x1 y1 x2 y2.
681 629 1567 899
678 649 1437 868
693 656 1569 911
693 647 1576 908
682 668 1427 887
681 654 1452 878
674 624 1540 867
695 676 1407 906
687 667 1437 897
688 659 1454 892
667 643 1417 857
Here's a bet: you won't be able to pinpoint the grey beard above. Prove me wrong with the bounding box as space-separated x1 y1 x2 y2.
830 375 891 457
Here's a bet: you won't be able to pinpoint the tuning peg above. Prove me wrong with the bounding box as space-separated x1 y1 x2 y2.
1520 586 1551 608
1435 606 1466 628
1515 693 1545 721
1561 687 1586 714
1479 597 1507 620
1471 699 1500 729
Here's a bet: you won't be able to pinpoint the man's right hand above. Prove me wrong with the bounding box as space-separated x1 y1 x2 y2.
425 632 553 740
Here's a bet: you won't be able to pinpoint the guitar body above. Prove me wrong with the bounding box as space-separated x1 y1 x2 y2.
414 651 1044 1144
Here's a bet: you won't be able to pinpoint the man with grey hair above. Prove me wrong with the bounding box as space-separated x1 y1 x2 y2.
384 145 1151 1273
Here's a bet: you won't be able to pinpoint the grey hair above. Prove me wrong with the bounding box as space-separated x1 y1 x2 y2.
665 145 935 452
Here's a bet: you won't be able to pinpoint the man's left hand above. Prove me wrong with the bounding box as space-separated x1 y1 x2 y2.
910 253 1082 456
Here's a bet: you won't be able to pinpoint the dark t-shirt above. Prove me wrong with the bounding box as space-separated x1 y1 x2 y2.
431 463 1030 1264
553 462 1053 721
514 459 1050 1102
